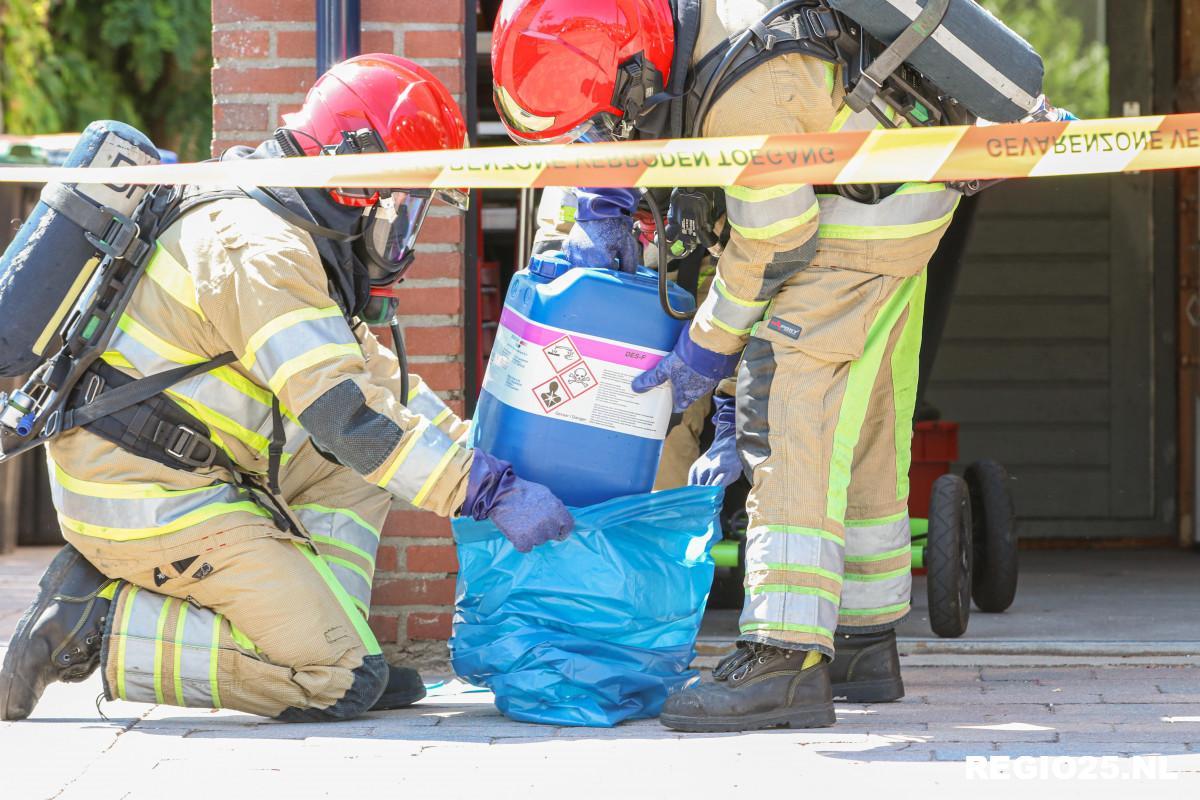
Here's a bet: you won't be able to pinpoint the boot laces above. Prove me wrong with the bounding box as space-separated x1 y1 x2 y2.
725 643 792 682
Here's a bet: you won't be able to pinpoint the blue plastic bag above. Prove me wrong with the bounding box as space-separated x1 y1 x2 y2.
449 486 722 727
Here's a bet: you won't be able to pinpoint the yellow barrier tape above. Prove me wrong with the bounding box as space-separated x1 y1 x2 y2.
0 115 1196 189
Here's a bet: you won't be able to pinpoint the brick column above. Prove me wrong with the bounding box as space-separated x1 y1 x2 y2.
211 0 468 661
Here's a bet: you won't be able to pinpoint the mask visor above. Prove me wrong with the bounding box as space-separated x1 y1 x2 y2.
364 190 432 286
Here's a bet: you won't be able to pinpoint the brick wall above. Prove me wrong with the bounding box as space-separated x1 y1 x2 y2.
211 0 468 660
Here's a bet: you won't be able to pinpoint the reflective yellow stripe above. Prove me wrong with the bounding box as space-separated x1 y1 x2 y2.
116 586 140 701
431 407 452 427
761 563 844 584
843 565 911 582
713 277 768 309
411 443 461 509
749 584 841 604
172 602 189 705
51 460 216 501
292 503 381 538
310 535 375 565
725 183 808 203
101 351 135 370
60 501 272 541
729 203 819 240
242 306 342 370
153 597 173 704
209 614 222 709
322 554 373 587
228 623 258 654
376 421 428 488
818 209 956 241
267 342 361 395
293 543 381 655
117 314 205 366
844 544 912 563
145 249 203 318
709 316 755 337
166 390 270 454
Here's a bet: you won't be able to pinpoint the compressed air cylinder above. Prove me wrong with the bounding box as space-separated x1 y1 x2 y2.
472 253 695 507
828 0 1045 122
0 120 160 377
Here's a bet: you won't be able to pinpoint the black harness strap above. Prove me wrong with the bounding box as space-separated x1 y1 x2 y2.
62 356 239 473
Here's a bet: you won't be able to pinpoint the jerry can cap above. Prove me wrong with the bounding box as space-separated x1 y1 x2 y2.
528 251 573 281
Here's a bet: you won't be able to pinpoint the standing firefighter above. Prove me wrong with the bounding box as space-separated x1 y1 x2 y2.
0 54 573 723
492 0 973 731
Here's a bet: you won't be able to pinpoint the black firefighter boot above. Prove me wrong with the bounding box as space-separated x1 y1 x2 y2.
370 665 427 711
659 643 836 732
829 629 905 703
0 545 112 721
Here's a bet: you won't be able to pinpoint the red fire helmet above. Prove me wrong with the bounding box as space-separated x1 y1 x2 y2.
492 0 674 144
282 53 469 209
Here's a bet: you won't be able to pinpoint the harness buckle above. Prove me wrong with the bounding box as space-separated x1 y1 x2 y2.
83 374 105 405
166 426 217 469
84 211 141 260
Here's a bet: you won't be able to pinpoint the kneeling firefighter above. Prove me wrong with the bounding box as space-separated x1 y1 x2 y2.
0 54 574 723
493 0 1063 731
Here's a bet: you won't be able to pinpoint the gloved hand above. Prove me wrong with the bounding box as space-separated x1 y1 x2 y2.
562 187 642 273
688 395 741 487
563 216 641 273
632 326 741 413
462 450 574 553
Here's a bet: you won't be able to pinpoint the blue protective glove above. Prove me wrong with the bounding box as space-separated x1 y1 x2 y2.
563 216 641 273
631 326 741 413
688 395 742 488
562 187 642 273
462 450 574 553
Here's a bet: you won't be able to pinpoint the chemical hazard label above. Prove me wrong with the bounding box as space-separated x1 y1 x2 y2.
481 307 673 440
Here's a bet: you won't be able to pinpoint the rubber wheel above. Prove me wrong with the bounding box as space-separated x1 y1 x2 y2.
926 474 972 638
965 459 1018 613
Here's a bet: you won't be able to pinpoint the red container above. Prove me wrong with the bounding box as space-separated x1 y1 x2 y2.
907 421 958 519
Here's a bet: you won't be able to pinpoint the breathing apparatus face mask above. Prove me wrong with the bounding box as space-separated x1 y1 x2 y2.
278 126 470 322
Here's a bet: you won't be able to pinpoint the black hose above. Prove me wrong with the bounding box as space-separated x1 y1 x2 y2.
690 0 807 138
390 319 410 404
644 191 693 321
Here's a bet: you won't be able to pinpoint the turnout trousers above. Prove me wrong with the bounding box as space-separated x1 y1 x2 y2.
736 265 927 658
64 440 393 719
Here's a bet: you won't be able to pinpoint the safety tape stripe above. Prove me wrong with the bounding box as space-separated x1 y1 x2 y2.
2 116 1199 191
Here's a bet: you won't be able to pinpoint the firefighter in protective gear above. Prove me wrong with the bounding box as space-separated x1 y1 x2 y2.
0 54 573 723
494 0 961 730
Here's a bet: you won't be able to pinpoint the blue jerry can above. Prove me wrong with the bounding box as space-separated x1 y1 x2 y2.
472 253 696 507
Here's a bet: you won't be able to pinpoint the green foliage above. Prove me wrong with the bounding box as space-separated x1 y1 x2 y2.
0 0 213 160
982 0 1110 118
